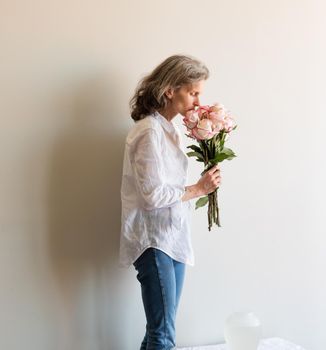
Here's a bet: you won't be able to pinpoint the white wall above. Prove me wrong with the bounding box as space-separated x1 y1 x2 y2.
1 1 325 349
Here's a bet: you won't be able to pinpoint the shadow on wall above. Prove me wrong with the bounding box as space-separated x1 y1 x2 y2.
46 71 131 350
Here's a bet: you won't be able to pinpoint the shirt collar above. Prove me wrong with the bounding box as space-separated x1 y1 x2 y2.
152 111 177 134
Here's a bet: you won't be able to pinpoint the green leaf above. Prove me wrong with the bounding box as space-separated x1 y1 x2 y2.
222 147 236 157
195 196 209 209
187 145 202 153
186 151 204 161
213 147 236 162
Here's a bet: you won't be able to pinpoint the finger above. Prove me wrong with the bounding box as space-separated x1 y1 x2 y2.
208 165 220 175
210 172 221 181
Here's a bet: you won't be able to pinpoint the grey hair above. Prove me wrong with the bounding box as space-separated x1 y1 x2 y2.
130 54 209 121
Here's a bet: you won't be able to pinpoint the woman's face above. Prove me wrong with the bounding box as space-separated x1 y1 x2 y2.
166 80 205 118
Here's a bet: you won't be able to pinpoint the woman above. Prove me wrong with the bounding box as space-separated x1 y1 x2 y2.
119 55 221 350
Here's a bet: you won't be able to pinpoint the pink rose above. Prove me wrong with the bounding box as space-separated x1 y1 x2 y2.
192 128 207 140
192 119 216 140
223 115 236 132
212 121 225 133
209 103 225 114
184 110 199 129
197 105 210 118
208 110 225 125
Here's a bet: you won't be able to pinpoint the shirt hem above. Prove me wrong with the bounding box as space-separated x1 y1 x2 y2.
119 245 195 268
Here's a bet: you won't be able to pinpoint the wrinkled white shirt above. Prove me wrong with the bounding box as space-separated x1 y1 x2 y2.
119 111 194 268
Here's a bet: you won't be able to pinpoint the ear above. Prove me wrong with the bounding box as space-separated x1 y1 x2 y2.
165 87 174 99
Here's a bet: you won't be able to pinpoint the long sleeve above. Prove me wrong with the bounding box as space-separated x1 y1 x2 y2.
130 128 185 210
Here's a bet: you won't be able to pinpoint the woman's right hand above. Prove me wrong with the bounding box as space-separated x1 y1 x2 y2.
196 165 221 195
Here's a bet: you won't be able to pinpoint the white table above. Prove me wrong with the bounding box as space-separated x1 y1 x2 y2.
177 337 306 350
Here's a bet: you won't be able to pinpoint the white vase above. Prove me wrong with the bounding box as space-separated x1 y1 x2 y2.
224 312 262 350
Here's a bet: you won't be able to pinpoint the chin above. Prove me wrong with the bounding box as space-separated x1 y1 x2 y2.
181 108 193 116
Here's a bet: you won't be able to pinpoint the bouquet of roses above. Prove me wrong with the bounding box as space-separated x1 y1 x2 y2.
183 103 237 231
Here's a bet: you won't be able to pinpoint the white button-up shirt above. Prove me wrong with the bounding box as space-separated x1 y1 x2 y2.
119 111 194 267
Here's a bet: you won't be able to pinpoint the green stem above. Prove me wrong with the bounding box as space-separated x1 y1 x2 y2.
215 189 221 227
201 141 222 230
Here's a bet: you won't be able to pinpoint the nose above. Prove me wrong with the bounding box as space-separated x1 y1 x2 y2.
194 97 200 106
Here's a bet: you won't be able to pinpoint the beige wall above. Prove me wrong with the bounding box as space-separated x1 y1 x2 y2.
1 1 325 349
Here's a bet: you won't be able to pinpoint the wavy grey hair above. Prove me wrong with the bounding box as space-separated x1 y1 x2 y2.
130 54 209 121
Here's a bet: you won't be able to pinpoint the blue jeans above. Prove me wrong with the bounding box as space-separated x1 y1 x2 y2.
133 248 186 350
